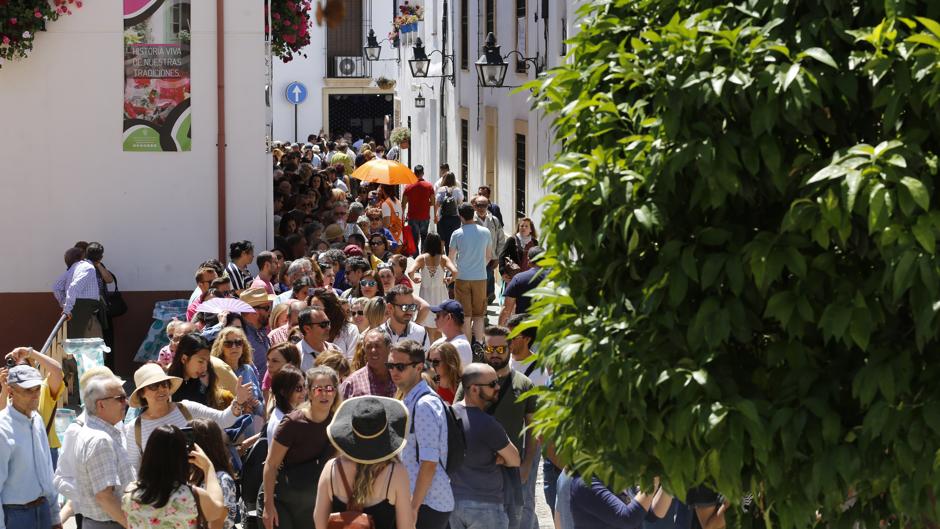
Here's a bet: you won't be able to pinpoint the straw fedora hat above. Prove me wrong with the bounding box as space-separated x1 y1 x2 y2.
327 396 409 464
129 363 182 408
239 287 276 308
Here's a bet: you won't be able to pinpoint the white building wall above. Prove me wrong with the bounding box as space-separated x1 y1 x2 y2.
272 1 397 141
0 0 268 292
391 0 584 234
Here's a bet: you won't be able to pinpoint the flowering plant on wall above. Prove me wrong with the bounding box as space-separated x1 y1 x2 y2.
267 0 312 63
391 1 423 40
0 0 84 68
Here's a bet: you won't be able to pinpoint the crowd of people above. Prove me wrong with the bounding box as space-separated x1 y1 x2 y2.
8 132 730 529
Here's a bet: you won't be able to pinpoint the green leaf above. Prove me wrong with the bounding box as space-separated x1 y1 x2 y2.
800 47 838 69
915 16 940 38
894 251 917 300
900 177 930 211
783 63 800 91
806 164 846 185
913 216 936 255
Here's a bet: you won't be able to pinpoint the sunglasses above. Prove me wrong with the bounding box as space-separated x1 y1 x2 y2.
474 203 489 209
472 380 500 389
360 280 378 287
102 394 129 404
370 240 386 246
427 359 441 368
145 380 172 392
310 385 336 394
385 361 421 372
351 310 365 317
484 345 508 355
309 320 331 329
292 384 306 393
222 339 244 348
392 303 418 312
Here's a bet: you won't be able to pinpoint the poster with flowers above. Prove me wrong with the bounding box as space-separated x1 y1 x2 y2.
123 0 191 152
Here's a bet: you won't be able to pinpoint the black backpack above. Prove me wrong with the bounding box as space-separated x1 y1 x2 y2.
440 188 458 217
410 390 466 475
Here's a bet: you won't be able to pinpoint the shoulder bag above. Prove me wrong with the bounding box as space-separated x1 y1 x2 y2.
106 273 128 317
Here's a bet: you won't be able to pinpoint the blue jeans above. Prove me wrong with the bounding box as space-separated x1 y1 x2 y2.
519 455 541 529
3 501 52 529
542 456 561 515
450 499 508 529
486 266 495 300
410 219 430 255
555 470 574 529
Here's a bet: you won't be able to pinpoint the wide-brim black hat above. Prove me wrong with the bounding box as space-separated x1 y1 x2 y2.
327 396 409 464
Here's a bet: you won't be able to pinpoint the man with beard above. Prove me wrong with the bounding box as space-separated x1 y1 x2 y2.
450 363 521 529
454 326 536 529
380 285 430 350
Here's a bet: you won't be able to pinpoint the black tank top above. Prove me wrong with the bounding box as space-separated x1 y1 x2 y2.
330 461 397 529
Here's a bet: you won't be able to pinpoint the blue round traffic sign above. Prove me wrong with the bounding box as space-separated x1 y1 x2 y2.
286 81 307 105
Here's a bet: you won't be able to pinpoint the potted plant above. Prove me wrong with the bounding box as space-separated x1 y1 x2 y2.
0 0 84 68
375 76 396 89
390 127 411 148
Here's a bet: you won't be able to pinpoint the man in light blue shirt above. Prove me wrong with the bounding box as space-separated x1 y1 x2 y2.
0 365 62 529
388 339 453 529
449 203 493 342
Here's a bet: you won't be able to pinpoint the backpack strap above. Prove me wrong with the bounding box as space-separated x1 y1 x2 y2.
44 407 56 436
487 373 514 415
336 457 360 511
524 361 537 378
134 415 143 455
409 389 446 468
178 402 193 421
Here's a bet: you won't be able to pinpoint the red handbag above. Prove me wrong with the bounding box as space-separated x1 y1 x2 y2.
400 223 417 256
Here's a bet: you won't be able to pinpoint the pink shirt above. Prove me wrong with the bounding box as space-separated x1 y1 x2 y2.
250 277 275 295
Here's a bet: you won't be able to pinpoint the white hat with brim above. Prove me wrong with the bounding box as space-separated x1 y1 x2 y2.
129 363 182 408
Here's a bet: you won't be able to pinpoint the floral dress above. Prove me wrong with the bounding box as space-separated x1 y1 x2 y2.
218 471 240 529
122 482 198 529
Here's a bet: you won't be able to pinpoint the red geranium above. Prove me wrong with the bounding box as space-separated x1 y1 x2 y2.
0 0 83 68
267 0 312 63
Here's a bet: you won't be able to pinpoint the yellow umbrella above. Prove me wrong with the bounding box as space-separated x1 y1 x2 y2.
350 159 418 185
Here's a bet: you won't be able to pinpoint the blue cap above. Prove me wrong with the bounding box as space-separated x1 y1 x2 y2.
430 300 464 317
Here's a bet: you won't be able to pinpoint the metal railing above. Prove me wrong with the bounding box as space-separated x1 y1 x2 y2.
39 314 70 406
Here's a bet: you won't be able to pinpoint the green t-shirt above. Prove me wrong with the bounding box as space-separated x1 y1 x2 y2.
454 369 536 452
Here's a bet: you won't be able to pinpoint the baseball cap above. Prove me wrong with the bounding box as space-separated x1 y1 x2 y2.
430 300 464 318
8 365 43 389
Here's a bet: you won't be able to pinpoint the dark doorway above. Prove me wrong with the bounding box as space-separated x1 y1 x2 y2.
329 94 394 143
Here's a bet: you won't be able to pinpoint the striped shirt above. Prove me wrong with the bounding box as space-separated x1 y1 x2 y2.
55 260 101 314
225 261 250 291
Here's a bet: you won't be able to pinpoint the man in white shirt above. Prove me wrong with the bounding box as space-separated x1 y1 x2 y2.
296 308 339 370
429 300 473 368
380 285 430 351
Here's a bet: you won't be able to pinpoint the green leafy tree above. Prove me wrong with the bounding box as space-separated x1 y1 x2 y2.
530 0 940 527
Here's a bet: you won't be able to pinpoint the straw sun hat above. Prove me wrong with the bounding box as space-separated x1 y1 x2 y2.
129 363 182 408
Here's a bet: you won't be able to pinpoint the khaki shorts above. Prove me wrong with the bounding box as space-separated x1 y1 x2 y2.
454 279 487 317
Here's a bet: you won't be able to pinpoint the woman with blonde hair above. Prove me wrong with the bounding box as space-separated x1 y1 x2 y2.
268 303 290 332
262 366 342 529
315 350 351 382
426 342 462 404
350 297 370 334
314 396 412 529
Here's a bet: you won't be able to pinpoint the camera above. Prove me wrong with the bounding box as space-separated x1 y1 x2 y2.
5 357 15 368
180 426 195 451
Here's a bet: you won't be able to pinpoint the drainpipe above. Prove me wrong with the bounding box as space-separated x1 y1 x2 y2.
216 0 228 262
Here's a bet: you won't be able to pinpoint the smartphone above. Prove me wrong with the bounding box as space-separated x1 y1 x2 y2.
180 426 195 451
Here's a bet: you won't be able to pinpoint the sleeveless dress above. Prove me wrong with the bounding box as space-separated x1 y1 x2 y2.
122 483 198 529
330 461 398 529
418 256 448 328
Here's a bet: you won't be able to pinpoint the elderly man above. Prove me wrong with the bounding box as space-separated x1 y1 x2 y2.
69 375 134 528
0 365 62 529
240 288 275 375
339 329 396 398
273 258 313 308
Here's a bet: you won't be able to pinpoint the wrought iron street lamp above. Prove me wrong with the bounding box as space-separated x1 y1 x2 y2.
475 32 544 88
408 38 455 81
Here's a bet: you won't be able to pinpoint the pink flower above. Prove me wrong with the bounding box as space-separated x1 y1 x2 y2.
1 36 9 45
76 0 83 7
9 17 16 25
34 10 42 18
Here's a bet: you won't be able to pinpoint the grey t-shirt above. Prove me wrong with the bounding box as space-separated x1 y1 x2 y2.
450 403 511 504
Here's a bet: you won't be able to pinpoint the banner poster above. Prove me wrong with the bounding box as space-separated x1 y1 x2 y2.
123 0 192 151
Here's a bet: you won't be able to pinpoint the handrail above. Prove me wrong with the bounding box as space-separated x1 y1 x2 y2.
40 314 69 356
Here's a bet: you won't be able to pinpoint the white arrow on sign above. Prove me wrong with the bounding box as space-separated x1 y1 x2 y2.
291 85 302 103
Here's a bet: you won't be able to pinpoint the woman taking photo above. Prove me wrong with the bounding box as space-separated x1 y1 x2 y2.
435 172 463 253
211 327 265 424
190 419 242 529
498 217 540 279
122 425 228 528
168 333 233 410
314 396 413 529
126 363 250 470
267 364 306 442
262 366 342 529
427 342 462 404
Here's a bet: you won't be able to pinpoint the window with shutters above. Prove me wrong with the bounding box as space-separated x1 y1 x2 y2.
515 0 526 73
515 133 527 220
461 119 469 195
460 0 469 69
